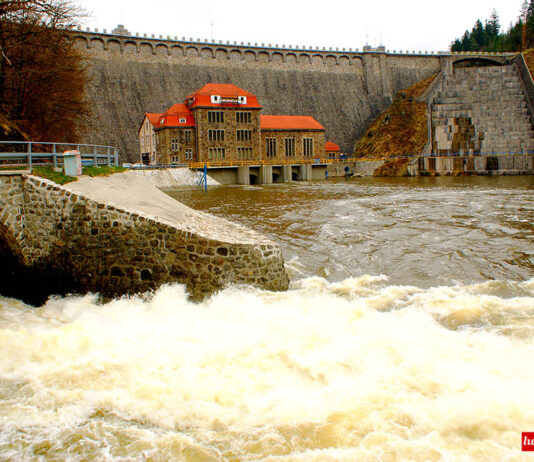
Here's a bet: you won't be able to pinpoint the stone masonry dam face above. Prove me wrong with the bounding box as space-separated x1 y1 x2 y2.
73 32 443 162
0 172 288 305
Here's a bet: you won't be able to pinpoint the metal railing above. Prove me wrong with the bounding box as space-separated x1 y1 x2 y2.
0 141 119 169
187 157 336 169
513 53 534 126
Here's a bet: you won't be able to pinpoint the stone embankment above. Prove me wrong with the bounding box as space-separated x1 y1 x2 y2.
327 160 385 177
431 66 534 154
125 168 220 188
0 172 288 303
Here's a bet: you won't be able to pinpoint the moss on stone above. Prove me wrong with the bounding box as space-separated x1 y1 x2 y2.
82 165 126 177
32 166 77 185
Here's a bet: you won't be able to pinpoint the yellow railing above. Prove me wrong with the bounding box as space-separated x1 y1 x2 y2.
188 157 336 169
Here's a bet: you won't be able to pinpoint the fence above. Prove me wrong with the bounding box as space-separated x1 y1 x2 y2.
513 53 534 126
0 141 119 169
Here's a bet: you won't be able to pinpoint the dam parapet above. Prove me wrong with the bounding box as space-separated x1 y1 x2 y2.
0 172 288 303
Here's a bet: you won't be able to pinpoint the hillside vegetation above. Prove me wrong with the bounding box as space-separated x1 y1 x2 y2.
523 48 534 74
353 74 437 176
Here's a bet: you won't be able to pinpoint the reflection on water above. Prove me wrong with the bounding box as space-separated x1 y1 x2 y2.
0 176 533 461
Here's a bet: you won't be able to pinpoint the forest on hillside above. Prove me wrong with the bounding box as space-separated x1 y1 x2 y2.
451 1 534 52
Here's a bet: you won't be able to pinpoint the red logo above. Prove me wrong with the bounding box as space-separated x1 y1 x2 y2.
523 433 534 451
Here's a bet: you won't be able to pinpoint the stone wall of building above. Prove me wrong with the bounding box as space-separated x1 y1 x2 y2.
0 173 289 303
260 129 325 160
72 30 443 162
194 108 262 162
157 127 196 164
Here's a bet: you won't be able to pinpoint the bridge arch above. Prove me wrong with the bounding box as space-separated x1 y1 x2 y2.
452 56 505 69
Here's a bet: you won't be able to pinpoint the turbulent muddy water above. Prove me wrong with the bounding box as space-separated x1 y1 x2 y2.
1 176 534 461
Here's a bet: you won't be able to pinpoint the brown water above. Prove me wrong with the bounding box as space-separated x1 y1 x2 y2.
0 176 533 461
166 176 534 288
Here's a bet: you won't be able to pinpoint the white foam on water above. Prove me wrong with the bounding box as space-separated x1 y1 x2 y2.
0 277 533 460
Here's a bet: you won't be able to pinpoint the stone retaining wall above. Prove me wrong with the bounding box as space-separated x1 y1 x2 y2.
327 160 385 177
0 174 289 302
411 154 534 176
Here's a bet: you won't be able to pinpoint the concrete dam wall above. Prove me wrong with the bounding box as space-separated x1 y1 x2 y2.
74 31 443 162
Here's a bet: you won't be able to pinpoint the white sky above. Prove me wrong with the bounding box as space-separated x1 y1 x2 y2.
78 0 523 52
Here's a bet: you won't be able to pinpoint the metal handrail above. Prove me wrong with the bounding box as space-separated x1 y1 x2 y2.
187 157 336 169
0 141 119 168
513 53 534 126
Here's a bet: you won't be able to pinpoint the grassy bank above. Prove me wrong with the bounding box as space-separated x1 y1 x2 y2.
32 165 126 185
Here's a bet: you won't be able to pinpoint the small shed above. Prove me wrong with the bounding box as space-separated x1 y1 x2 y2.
325 141 340 158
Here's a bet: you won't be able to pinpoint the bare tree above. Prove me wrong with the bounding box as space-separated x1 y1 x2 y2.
0 0 88 141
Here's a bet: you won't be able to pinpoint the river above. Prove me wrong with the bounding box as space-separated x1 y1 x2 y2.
0 176 533 460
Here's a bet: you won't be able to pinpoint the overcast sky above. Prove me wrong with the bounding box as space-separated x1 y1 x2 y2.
77 0 523 52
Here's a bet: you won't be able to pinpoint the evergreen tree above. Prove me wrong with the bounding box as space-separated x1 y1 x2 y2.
485 9 500 37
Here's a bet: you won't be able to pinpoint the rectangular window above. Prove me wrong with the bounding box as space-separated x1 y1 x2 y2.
303 138 313 156
208 129 225 142
184 130 192 143
185 149 193 160
266 138 277 157
236 129 252 142
236 111 252 124
208 111 224 123
237 147 253 159
171 155 179 163
171 139 179 151
284 137 295 157
208 147 226 159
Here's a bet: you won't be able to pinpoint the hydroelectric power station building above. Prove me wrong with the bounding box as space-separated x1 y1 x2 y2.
139 83 331 165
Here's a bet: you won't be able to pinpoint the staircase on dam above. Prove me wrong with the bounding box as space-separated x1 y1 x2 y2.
431 65 534 154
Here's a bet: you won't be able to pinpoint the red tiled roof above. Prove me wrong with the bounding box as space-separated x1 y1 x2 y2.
157 103 195 128
138 112 162 133
146 113 161 126
325 141 340 152
260 115 325 131
186 83 261 109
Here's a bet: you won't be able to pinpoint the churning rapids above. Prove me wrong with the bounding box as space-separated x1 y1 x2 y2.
1 176 534 461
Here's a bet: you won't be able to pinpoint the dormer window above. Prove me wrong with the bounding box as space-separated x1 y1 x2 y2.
179 118 186 124
238 96 247 105
210 95 221 104
160 117 165 124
